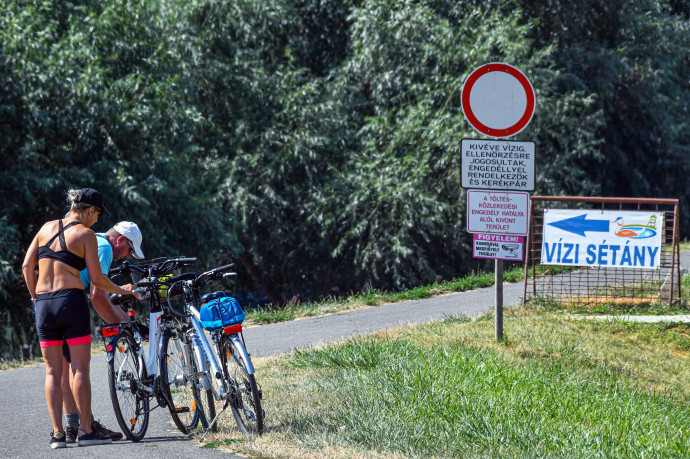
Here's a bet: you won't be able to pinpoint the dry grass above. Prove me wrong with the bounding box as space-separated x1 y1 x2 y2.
560 296 662 306
199 305 690 457
199 359 411 458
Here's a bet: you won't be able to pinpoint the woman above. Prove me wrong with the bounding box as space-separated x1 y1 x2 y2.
22 188 136 448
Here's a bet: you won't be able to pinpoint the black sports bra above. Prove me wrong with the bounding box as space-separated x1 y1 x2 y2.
38 220 87 271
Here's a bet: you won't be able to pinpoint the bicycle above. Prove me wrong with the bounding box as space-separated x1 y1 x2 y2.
100 256 209 441
161 264 265 438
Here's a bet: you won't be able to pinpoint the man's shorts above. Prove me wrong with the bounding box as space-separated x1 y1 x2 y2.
34 289 91 348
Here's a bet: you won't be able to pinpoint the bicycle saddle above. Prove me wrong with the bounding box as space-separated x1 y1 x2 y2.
200 291 225 305
110 293 137 305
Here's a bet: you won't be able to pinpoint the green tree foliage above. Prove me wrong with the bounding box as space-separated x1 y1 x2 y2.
523 0 690 211
0 0 688 356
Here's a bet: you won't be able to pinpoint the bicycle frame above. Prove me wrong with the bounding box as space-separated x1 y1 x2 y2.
105 299 189 400
144 310 164 378
105 312 165 392
177 286 255 402
157 264 264 439
185 295 260 441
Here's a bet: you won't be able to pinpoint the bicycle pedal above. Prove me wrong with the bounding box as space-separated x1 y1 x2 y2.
175 407 191 413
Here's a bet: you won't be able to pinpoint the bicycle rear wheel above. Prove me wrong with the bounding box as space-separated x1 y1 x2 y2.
160 330 202 434
108 331 149 442
221 337 264 435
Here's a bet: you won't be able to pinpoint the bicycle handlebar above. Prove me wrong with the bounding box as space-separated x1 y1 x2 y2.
156 257 197 274
110 257 198 279
165 280 192 318
163 262 236 315
133 271 199 290
130 261 235 317
211 263 235 273
193 263 236 287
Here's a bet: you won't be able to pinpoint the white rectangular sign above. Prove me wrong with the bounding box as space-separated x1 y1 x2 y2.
473 234 524 261
462 138 535 191
467 190 530 235
541 209 663 269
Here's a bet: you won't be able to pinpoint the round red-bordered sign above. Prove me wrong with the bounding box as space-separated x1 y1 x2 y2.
461 63 535 138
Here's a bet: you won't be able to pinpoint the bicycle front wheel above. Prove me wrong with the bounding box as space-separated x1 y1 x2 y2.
199 349 218 432
160 331 201 434
108 331 150 442
221 337 264 435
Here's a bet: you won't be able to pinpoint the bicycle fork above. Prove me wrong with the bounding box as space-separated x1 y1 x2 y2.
198 333 257 442
188 318 225 397
226 333 255 375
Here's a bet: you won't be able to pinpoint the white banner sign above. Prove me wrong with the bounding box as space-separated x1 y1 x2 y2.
541 210 663 269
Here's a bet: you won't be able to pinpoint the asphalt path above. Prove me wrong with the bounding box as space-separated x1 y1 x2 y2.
0 344 237 459
244 251 690 358
3 252 689 458
1 282 523 458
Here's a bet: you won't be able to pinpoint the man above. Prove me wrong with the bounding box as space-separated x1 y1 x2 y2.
61 221 145 443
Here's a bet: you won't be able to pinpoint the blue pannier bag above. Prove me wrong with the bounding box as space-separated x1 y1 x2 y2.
199 296 246 330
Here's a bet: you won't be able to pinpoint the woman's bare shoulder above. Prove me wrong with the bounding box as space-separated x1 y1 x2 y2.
73 224 96 240
37 219 58 236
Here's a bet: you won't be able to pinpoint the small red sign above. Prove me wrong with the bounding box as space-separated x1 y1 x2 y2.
473 233 524 261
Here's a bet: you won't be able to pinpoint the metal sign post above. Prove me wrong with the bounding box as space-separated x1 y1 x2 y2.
461 62 537 341
495 259 503 340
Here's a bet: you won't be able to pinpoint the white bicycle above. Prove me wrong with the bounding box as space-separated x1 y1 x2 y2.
163 264 264 438
101 257 209 441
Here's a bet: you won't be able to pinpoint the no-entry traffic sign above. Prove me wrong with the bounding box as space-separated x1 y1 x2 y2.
461 63 536 138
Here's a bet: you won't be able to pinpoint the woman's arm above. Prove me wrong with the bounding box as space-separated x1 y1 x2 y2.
83 231 134 297
22 233 40 300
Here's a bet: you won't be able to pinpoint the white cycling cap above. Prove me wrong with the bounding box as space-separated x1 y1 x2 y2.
113 221 145 259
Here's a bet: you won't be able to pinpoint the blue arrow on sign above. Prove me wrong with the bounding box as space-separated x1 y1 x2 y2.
548 214 610 237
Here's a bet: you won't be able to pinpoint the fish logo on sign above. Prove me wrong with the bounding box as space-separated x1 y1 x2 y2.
547 214 657 239
613 215 657 239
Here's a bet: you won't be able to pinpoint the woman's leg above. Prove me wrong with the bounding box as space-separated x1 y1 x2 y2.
62 359 78 414
68 343 92 433
41 345 64 434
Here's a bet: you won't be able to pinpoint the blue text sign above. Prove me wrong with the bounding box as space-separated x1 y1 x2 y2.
541 210 663 269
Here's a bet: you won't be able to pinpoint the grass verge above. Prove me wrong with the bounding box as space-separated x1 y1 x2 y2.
543 273 690 317
244 267 525 326
244 263 658 327
0 341 106 372
204 301 690 458
680 239 690 252
0 356 44 371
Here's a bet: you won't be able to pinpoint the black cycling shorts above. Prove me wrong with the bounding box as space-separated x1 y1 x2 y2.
34 289 91 348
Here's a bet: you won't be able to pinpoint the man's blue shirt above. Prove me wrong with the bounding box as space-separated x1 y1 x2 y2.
80 233 113 289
